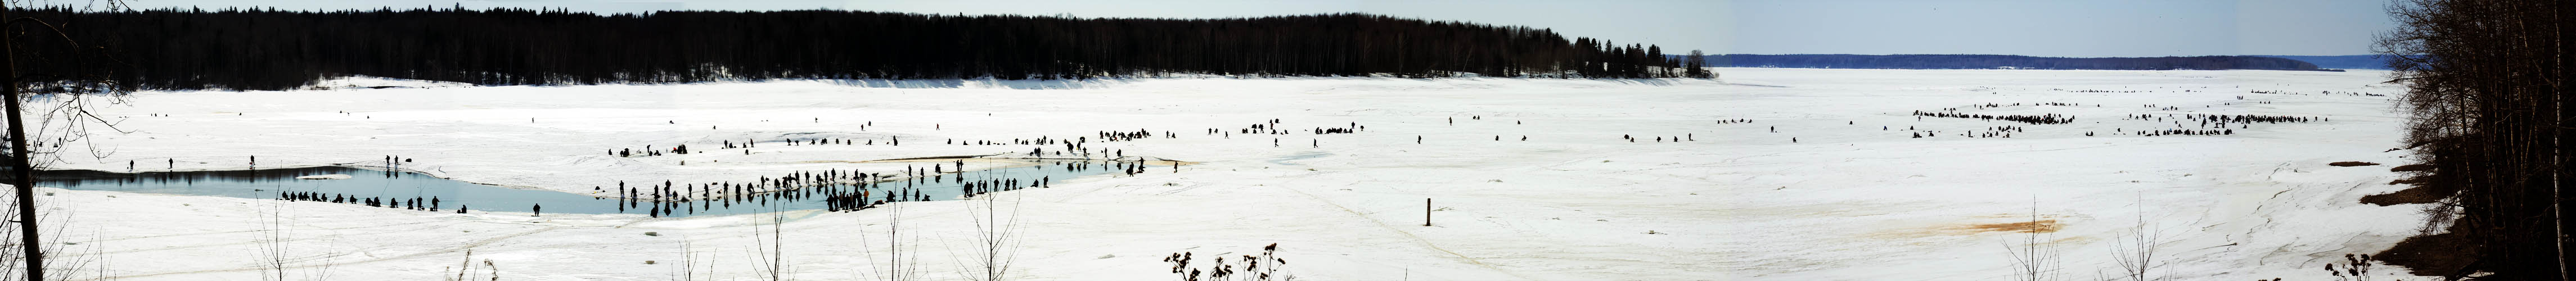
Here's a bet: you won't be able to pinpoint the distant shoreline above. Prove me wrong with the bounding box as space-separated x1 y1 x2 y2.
1687 54 2389 71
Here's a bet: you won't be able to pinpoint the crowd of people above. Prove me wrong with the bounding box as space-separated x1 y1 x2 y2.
276 191 446 212
569 117 1375 217
1911 110 2074 125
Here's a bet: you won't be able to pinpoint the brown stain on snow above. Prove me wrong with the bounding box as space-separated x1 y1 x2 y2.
1864 216 2074 242
1958 220 2062 234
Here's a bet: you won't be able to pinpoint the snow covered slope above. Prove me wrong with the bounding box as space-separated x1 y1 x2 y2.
17 68 2422 280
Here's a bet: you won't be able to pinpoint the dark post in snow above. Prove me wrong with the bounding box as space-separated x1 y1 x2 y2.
1424 198 1433 226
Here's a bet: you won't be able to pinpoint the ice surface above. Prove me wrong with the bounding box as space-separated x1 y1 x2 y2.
15 69 2422 280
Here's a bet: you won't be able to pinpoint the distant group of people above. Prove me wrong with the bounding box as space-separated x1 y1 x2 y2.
602 152 1169 217
615 167 911 217
2054 89 2143 93
1314 125 1363 134
2249 89 2377 96
2179 114 2324 124
1100 129 1162 142
278 191 447 212
1623 134 1694 142
1967 102 2085 109
2123 113 2323 129
610 144 690 157
1912 110 2073 125
1236 119 1347 137
2137 129 2233 137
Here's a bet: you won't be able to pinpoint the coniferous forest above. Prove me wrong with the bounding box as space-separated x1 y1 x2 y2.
3 6 1706 91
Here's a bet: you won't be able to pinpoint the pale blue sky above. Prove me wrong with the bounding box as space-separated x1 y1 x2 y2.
102 0 2395 57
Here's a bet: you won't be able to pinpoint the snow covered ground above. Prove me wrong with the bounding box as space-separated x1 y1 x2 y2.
12 68 2425 280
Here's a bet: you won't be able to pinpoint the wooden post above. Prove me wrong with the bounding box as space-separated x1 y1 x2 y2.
1423 198 1433 226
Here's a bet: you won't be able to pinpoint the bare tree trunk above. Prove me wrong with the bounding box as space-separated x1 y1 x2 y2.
1 3 49 279
2545 0 2565 277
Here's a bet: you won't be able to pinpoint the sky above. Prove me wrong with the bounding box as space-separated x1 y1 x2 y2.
98 0 2397 57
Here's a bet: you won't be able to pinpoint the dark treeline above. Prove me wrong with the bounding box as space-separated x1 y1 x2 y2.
2251 55 2419 70
1694 54 2333 71
3 6 1706 91
2369 0 2568 279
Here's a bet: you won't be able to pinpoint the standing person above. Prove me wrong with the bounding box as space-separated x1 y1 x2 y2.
533 204 542 217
